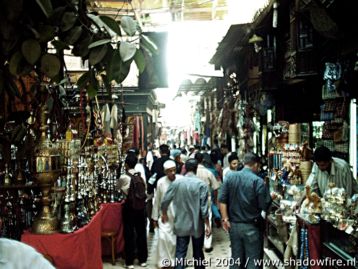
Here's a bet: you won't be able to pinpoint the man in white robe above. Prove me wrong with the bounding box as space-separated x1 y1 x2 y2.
152 160 179 268
0 218 55 269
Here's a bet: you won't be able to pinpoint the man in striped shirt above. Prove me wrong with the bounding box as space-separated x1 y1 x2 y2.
306 146 358 197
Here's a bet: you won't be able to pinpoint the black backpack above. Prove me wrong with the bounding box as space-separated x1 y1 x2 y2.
126 172 147 210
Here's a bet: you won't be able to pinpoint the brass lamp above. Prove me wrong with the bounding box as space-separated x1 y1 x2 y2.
32 106 61 234
249 34 263 53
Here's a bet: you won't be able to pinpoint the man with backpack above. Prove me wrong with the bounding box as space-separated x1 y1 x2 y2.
117 153 148 269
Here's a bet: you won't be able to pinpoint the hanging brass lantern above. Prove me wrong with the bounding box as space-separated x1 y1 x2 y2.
32 106 61 234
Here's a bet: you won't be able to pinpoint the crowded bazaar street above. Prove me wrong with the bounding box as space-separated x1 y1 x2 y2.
0 1 357 269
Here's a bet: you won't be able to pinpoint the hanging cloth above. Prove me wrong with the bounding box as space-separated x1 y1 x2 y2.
110 104 118 129
101 104 111 137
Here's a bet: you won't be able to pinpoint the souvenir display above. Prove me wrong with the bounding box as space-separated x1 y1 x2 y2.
0 189 40 240
0 93 126 237
321 184 358 235
300 185 322 224
279 200 298 224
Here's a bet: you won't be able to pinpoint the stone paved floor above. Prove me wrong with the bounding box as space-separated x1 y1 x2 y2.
103 226 231 269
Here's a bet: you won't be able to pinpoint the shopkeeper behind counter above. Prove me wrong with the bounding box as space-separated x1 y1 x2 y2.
306 146 358 197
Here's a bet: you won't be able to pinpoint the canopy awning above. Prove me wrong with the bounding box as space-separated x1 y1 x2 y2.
209 23 251 68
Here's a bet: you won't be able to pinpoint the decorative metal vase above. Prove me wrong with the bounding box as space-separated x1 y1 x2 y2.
31 107 61 234
60 202 77 233
60 172 77 233
52 186 66 221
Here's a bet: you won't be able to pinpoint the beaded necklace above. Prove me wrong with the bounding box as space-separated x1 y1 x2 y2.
299 228 309 269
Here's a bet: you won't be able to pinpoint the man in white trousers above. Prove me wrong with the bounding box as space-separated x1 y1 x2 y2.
152 160 179 268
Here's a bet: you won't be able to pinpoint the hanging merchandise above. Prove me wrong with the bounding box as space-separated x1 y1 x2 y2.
110 104 118 130
101 104 111 138
299 228 309 269
272 2 278 28
221 102 231 134
235 100 258 158
288 123 301 145
194 111 201 134
323 62 342 94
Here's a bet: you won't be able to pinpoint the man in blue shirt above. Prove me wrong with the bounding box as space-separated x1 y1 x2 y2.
219 153 272 269
161 158 211 269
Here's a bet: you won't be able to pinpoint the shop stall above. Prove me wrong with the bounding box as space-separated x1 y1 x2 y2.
21 202 124 269
0 100 127 266
264 122 358 269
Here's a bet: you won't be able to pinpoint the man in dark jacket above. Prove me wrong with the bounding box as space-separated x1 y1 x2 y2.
219 152 273 269
148 144 170 232
150 144 170 193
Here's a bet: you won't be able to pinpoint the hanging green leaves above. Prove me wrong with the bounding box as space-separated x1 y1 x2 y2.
100 16 121 36
88 14 121 37
0 71 4 96
88 39 112 49
77 71 90 89
0 0 158 101
101 74 112 95
87 69 99 98
87 13 105 29
107 49 121 82
141 34 158 56
38 25 56 42
10 123 27 144
21 39 41 65
58 78 69 85
116 60 131 84
5 0 23 21
9 52 23 76
87 84 98 98
120 16 137 36
5 77 21 97
72 35 92 58
40 54 61 78
17 61 33 76
134 49 146 74
52 40 70 51
50 6 66 24
46 96 54 112
120 42 136 62
89 45 108 66
61 12 77 32
35 0 53 18
64 26 82 45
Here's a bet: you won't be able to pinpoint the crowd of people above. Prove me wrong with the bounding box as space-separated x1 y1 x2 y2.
0 142 356 269
116 143 271 269
116 143 357 269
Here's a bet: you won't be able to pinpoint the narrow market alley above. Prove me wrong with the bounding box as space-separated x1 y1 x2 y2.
1 1 358 269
